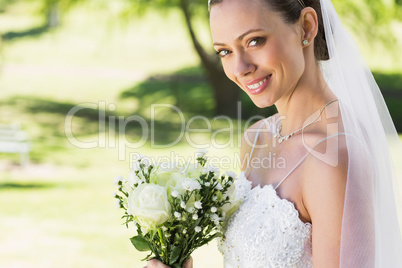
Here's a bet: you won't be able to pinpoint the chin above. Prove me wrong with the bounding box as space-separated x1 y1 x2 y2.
250 96 275 109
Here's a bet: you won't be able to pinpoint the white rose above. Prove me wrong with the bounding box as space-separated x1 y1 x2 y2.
165 172 188 196
127 183 171 233
221 183 241 218
184 163 202 179
150 163 181 187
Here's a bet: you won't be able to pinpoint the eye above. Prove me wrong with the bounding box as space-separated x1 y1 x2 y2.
216 49 231 58
248 37 266 47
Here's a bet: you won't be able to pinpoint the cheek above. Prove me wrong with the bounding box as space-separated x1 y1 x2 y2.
268 43 305 84
222 60 238 84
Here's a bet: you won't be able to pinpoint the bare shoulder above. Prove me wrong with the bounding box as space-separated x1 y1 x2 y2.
240 114 278 171
301 134 348 267
302 133 348 214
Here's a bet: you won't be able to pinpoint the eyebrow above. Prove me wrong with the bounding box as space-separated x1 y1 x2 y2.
213 28 264 46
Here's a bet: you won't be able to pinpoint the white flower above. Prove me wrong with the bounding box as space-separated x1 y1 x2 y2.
187 207 195 213
134 154 145 161
215 183 223 190
196 149 208 158
212 195 217 201
122 178 132 193
202 164 220 175
131 161 141 171
127 171 143 186
126 183 171 234
161 226 168 231
171 190 180 198
211 207 217 213
115 199 121 208
174 212 182 218
181 178 202 192
204 182 211 187
184 163 202 179
114 176 123 186
195 226 202 233
225 170 237 179
221 183 241 218
164 173 188 196
165 233 171 238
134 154 151 166
192 214 198 220
183 229 187 234
151 164 182 188
210 213 220 225
194 201 202 209
180 201 186 209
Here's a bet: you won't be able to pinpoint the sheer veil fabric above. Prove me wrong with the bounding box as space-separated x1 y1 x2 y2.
319 0 402 266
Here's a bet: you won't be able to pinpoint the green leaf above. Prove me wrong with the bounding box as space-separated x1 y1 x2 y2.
169 245 181 265
130 235 151 252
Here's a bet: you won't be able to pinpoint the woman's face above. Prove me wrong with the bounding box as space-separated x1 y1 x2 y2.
210 0 306 108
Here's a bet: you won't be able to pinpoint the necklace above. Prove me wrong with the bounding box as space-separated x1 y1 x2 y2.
274 99 338 144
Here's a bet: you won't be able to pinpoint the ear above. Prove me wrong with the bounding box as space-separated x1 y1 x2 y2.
299 7 319 47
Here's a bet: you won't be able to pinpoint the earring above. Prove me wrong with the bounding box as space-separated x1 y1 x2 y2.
303 40 309 46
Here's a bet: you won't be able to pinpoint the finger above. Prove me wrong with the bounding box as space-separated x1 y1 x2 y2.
183 256 193 268
147 259 167 268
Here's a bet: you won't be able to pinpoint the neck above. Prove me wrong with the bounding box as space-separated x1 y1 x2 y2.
274 60 336 135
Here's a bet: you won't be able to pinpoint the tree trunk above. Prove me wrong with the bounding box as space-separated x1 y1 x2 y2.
179 0 239 117
46 2 60 28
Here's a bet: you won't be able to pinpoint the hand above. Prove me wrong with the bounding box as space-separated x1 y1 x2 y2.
144 256 193 268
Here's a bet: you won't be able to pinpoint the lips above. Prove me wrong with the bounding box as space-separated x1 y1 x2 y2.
244 75 272 95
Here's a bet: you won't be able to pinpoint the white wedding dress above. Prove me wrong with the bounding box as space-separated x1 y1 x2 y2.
219 172 313 268
218 116 323 268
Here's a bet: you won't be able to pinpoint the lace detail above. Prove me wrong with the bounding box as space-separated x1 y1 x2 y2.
218 173 313 268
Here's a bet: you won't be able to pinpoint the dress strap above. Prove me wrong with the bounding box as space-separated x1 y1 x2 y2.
245 119 269 174
274 132 346 190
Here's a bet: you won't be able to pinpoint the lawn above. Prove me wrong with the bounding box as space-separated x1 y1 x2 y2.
0 1 401 267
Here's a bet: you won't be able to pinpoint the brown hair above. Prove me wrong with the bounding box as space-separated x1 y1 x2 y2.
209 0 329 61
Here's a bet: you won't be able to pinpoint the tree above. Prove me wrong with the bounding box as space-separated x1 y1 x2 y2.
124 0 240 117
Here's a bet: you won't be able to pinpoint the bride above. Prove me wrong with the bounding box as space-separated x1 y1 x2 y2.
146 0 402 267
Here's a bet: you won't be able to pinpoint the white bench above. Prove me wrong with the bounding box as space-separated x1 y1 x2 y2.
0 123 31 167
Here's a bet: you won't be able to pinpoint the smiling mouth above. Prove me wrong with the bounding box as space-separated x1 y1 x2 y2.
245 75 272 95
247 77 268 90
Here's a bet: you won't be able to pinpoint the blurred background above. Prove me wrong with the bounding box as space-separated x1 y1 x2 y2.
0 0 401 267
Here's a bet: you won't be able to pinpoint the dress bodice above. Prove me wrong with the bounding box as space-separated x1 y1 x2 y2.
218 172 313 268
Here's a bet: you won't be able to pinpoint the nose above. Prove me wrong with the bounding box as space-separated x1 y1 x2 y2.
234 52 256 78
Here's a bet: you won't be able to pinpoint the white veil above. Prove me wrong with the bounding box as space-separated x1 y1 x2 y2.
319 0 402 266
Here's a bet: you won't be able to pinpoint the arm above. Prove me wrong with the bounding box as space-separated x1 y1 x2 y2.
302 141 348 267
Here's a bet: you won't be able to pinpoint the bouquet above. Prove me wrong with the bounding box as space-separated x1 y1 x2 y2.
114 150 240 268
